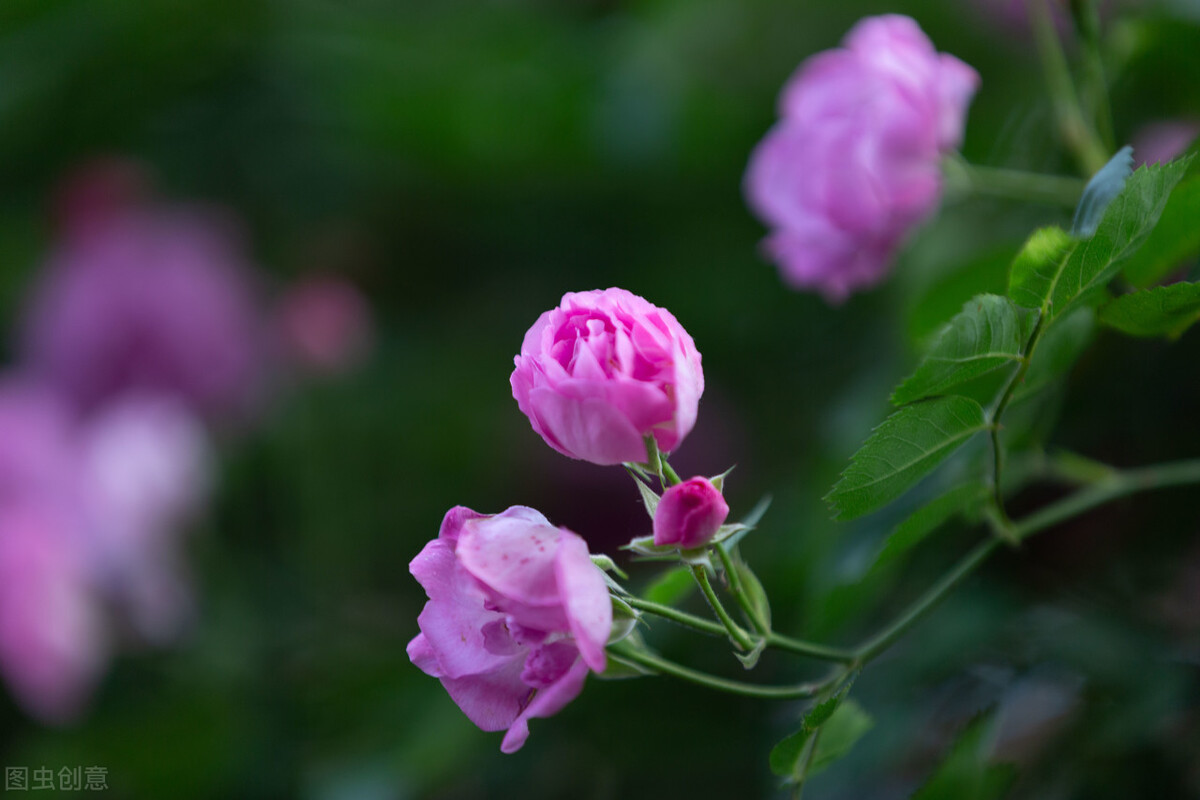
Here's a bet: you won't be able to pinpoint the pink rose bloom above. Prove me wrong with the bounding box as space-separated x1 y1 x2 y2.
653 477 730 549
744 15 979 302
510 288 704 465
20 190 267 421
274 274 374 375
407 506 612 753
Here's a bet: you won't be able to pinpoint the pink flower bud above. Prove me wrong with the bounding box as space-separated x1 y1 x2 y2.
744 15 979 302
408 505 613 752
510 288 704 465
653 477 730 549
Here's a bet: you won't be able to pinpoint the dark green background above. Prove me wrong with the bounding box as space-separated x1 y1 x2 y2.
1 0 1198 797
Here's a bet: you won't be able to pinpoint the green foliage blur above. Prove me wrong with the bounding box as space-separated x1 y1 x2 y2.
2 0 1199 797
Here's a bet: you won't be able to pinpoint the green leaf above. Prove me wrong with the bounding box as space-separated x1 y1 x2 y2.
729 553 772 632
1007 226 1076 311
607 596 639 644
912 713 1014 800
769 684 857 778
874 483 988 568
1098 281 1200 339
892 295 1026 406
827 396 989 521
641 566 694 606
1008 161 1190 321
1122 175 1200 288
734 636 767 669
808 699 873 777
634 478 660 519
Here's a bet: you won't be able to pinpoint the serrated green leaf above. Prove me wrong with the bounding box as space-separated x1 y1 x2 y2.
892 295 1025 405
874 483 988 568
1122 175 1200 288
1008 161 1190 321
808 699 873 777
912 712 1014 800
769 684 856 778
1008 226 1076 311
827 396 989 521
1098 281 1200 339
641 566 694 606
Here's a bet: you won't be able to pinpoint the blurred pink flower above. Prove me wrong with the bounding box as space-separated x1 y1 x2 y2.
274 274 373 375
79 394 212 641
1131 120 1200 166
653 476 729 549
511 288 704 465
408 506 611 753
21 184 268 421
0 382 106 723
745 15 979 302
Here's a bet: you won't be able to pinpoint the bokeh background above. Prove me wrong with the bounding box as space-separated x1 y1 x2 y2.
2 0 1200 797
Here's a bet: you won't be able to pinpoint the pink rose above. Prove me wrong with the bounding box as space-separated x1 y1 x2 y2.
510 288 704 465
653 477 730 549
407 506 612 753
744 15 979 302
274 274 374 375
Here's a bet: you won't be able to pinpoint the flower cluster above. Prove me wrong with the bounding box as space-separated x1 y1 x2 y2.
411 287 739 750
744 15 979 302
0 160 373 722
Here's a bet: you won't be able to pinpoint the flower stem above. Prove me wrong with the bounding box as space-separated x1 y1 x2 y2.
608 645 836 699
691 563 757 651
1072 0 1116 151
944 156 1085 207
716 544 769 635
851 456 1200 661
1029 0 1110 174
625 595 857 662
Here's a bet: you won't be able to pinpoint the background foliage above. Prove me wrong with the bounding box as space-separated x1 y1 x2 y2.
1 0 1199 797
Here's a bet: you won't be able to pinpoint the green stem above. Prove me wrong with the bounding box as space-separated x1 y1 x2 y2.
853 456 1200 660
1073 0 1116 151
608 646 835 699
643 435 682 487
716 544 768 635
988 313 1046 539
1029 0 1109 174
691 564 757 651
623 596 729 638
626 595 858 663
944 157 1085 207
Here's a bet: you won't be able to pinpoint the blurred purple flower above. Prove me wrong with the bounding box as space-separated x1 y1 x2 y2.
1131 120 1200 166
744 15 979 302
408 506 612 753
79 394 212 642
274 274 374 375
0 382 107 723
21 171 268 421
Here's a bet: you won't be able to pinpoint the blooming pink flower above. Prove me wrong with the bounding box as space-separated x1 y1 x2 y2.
653 477 730 549
510 288 704 465
407 506 612 752
745 15 979 302
274 274 373 375
20 188 267 421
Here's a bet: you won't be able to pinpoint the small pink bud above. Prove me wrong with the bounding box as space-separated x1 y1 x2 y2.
653 477 730 549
